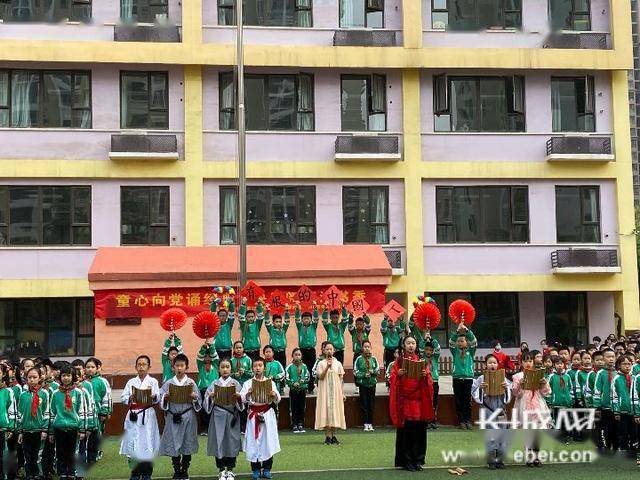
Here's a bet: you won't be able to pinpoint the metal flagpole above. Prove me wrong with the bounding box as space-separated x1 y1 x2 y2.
236 0 247 289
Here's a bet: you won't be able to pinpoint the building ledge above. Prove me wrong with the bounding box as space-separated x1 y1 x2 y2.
545 153 615 162
335 153 402 162
551 266 621 274
109 152 179 161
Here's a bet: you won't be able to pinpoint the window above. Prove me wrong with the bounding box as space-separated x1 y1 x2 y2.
341 75 386 131
219 186 316 244
120 71 169 129
339 0 383 27
0 0 91 22
219 73 314 131
0 186 91 246
121 0 168 23
431 0 522 31
121 186 170 245
434 75 525 132
0 70 91 128
549 0 591 32
0 298 94 357
429 293 520 348
544 292 588 346
551 76 595 132
218 0 312 26
555 186 600 243
343 186 389 244
436 186 529 243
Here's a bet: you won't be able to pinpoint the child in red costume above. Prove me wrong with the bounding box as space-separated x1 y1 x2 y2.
389 336 435 472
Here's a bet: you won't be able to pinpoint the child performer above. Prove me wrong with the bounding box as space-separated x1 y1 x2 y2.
230 341 252 433
120 355 161 480
204 359 243 480
381 314 405 368
159 354 202 480
594 348 617 452
285 348 310 433
585 350 605 448
49 364 86 480
348 315 371 365
263 346 285 394
296 305 319 394
314 342 346 445
612 354 635 454
547 355 573 444
354 340 379 432
423 336 441 429
239 298 265 361
214 301 235 361
17 367 49 480
471 354 512 470
511 351 551 467
389 336 434 472
197 339 219 435
322 306 349 365
74 360 97 480
568 351 584 408
42 363 59 480
632 365 640 464
265 311 290 368
85 357 111 466
448 324 477 430
162 333 184 383
385 348 400 389
241 358 281 480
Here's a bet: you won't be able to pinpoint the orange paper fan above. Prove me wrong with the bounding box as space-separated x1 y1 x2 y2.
448 299 476 326
413 302 441 331
192 311 221 339
160 308 187 332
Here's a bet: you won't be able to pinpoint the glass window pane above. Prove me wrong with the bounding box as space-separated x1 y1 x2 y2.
247 187 268 243
48 299 75 356
9 187 39 245
0 187 7 225
150 73 167 110
72 187 91 224
366 9 382 27
245 77 267 130
436 187 453 223
472 293 520 348
512 187 528 222
453 187 482 241
42 186 71 245
479 78 507 131
340 0 365 27
297 187 315 223
341 77 367 131
77 336 94 356
545 293 588 346
555 186 582 242
477 0 502 29
481 187 510 242
549 0 572 31
581 187 599 223
270 187 296 243
73 226 91 245
268 76 296 130
551 79 579 132
265 0 294 25
73 73 91 109
450 79 478 132
343 187 370 243
121 187 150 245
42 72 72 128
0 301 14 337
11 71 40 127
15 300 46 356
448 0 476 31
150 187 169 224
121 73 149 129
0 71 8 127
149 226 169 245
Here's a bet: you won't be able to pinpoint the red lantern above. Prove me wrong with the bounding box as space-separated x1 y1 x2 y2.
448 299 476 326
413 302 441 331
193 311 221 340
160 307 187 332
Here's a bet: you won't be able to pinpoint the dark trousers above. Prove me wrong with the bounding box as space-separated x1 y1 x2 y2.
22 432 42 479
215 456 237 470
383 348 396 368
171 455 191 473
334 350 344 365
358 385 376 425
250 457 273 472
552 407 571 440
240 409 248 434
290 389 307 427
600 409 617 451
274 350 287 368
42 433 55 478
432 381 440 421
5 429 20 480
131 461 153 479
616 414 635 451
300 348 316 393
200 388 211 433
217 349 232 361
394 421 427 468
246 350 260 361
54 428 78 477
453 378 473 424
86 429 101 464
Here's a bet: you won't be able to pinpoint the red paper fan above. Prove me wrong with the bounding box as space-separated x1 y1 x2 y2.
160 308 187 332
448 299 476 326
193 311 221 339
413 302 441 331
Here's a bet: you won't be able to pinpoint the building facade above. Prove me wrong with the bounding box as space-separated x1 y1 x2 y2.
0 0 638 371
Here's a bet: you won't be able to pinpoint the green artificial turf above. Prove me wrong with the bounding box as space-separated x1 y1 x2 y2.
88 428 639 479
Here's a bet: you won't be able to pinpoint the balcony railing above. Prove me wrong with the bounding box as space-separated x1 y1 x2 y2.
544 32 610 49
334 135 401 161
545 136 613 161
114 25 181 42
551 249 620 273
109 134 179 160
333 30 397 47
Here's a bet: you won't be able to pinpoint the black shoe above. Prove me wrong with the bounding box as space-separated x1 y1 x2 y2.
405 464 417 472
533 459 542 467
488 463 497 470
526 462 535 468
324 436 332 445
414 464 423 471
330 436 340 445
496 461 505 469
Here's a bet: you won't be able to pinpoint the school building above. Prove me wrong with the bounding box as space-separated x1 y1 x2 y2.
0 0 639 375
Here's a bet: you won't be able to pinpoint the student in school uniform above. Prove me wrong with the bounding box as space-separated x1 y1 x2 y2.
204 359 243 480
632 365 640 465
423 337 441 430
547 356 574 444
594 348 618 452
85 357 112 465
159 354 202 480
241 358 281 480
162 334 184 384
285 348 310 434
73 360 97 480
296 305 320 394
263 346 285 395
322 306 349 365
197 340 219 435
381 315 405 369
265 312 290 369
385 348 400 389
612 354 635 455
17 367 49 480
354 340 379 432
214 302 235 361
239 298 265 361
120 355 161 480
448 324 478 430
348 315 371 365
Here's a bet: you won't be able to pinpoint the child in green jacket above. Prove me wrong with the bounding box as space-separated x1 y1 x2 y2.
353 340 379 432
568 351 584 407
162 334 184 383
72 359 97 479
381 315 405 368
548 356 573 444
85 357 112 464
593 348 617 451
214 302 235 361
0 363 17 480
263 345 286 394
448 325 477 429
286 348 310 433
230 341 253 386
50 364 86 480
296 306 319 394
197 341 219 435
612 354 635 452
266 311 290 368
348 314 371 364
239 298 265 360
322 306 349 364
424 337 441 429
17 367 49 480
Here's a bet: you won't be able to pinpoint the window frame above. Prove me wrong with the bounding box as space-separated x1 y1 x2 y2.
0 69 92 129
121 0 169 23
342 185 390 244
435 185 530 243
120 71 169 130
120 186 171 246
0 185 92 247
431 0 523 31
544 292 589 346
340 74 387 132
554 185 601 243
550 75 596 133
217 0 313 26
0 298 94 357
0 0 92 22
549 0 591 31
218 185 317 244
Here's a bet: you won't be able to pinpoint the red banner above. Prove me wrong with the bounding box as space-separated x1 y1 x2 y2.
94 285 387 320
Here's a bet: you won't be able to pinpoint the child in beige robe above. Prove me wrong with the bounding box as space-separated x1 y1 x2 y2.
314 342 346 445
